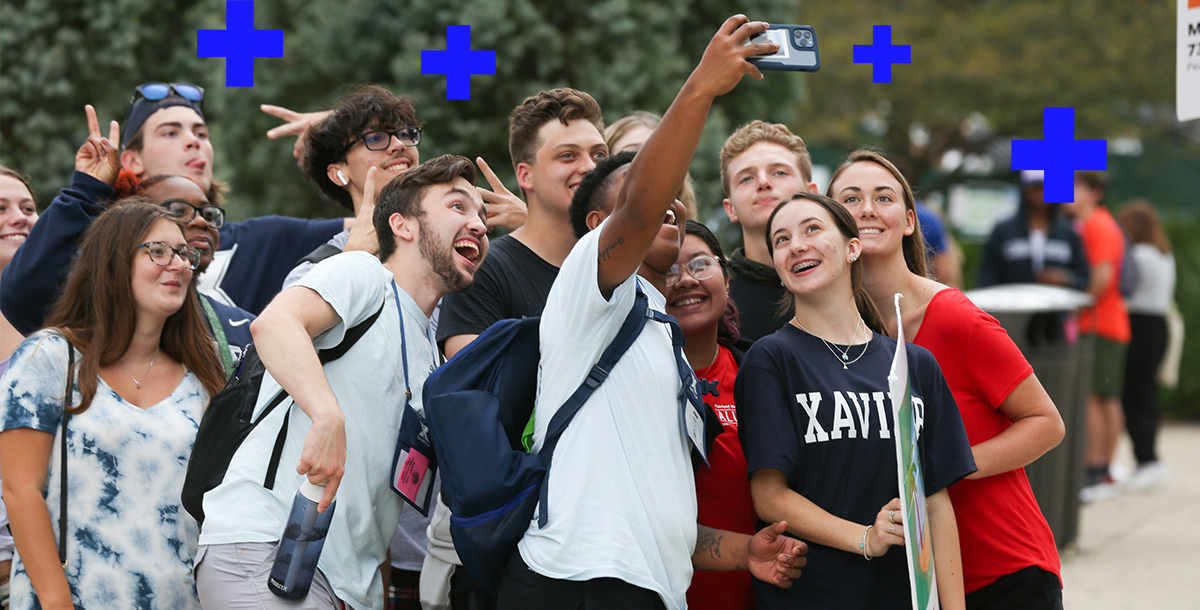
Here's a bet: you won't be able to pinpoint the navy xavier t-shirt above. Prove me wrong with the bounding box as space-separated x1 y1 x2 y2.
735 324 975 610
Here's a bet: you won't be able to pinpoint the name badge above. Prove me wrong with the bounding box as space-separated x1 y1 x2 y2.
391 403 437 515
680 373 708 466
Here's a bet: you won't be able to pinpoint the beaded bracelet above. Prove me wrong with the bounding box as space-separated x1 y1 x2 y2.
860 525 874 561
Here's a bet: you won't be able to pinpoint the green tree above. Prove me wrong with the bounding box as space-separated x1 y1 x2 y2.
1 0 802 222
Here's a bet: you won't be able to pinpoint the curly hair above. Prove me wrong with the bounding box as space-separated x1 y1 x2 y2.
303 84 420 210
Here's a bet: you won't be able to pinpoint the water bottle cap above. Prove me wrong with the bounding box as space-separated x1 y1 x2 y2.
299 479 327 503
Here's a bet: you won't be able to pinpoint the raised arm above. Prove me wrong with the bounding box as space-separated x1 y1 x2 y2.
594 15 775 296
0 105 119 334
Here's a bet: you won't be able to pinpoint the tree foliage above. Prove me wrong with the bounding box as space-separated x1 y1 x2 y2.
794 0 1185 191
1 0 802 221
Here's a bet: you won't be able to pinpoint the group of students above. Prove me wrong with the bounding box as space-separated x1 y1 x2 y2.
978 166 1179 502
0 15 1078 610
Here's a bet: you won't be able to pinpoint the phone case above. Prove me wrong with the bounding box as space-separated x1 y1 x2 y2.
747 24 820 72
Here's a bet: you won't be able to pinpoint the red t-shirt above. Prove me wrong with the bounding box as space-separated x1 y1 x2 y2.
687 345 757 610
914 289 1061 593
1079 207 1131 342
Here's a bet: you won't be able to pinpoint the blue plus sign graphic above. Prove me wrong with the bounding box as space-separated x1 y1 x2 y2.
422 25 496 100
197 0 283 87
853 25 911 84
1011 108 1107 203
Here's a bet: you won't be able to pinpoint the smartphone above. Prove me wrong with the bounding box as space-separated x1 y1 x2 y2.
746 24 820 72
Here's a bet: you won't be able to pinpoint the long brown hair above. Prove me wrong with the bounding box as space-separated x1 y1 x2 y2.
765 192 886 336
44 199 225 413
1118 198 1171 254
827 150 928 278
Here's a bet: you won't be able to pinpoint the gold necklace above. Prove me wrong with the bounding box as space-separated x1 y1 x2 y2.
119 349 158 389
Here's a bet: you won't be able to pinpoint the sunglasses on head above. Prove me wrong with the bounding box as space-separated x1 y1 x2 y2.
132 83 205 108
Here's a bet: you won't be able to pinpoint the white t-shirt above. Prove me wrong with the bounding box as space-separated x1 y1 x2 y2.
1126 244 1175 315
517 222 697 610
199 251 439 610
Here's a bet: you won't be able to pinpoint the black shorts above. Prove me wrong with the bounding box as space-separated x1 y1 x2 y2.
966 566 1063 610
495 552 666 610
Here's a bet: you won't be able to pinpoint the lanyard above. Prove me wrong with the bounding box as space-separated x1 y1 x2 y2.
391 282 412 404
200 295 234 375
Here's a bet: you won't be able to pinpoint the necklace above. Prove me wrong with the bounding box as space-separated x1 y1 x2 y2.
119 349 158 389
793 316 869 370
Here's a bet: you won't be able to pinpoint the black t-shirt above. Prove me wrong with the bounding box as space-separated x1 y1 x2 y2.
436 234 560 344
735 324 976 610
727 247 792 342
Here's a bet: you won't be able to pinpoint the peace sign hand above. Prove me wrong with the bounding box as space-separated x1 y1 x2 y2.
343 166 380 255
476 157 527 232
75 104 121 187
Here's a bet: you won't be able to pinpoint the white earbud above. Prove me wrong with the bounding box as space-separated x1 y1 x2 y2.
337 170 348 185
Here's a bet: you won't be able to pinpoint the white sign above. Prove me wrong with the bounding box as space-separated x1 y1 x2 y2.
1180 0 1200 122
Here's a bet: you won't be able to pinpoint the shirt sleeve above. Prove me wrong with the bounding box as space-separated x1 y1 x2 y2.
735 345 802 486
292 251 388 349
1 331 77 434
540 223 636 348
0 172 113 335
966 307 1034 410
1082 216 1123 266
912 346 977 495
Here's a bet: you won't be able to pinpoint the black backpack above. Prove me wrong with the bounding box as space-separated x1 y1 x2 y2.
182 304 383 525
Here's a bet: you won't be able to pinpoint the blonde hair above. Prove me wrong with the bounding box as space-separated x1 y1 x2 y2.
603 110 698 221
720 120 813 196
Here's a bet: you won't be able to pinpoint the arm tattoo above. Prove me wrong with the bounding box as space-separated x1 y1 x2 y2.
598 237 625 263
696 529 723 560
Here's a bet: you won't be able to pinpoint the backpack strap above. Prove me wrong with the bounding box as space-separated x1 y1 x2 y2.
536 289 650 527
59 341 76 568
261 301 386 490
297 243 344 267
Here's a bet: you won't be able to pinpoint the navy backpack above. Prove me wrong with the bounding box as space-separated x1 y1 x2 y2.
422 289 709 594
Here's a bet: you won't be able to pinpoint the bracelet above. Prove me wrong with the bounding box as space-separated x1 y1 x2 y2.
860 525 873 561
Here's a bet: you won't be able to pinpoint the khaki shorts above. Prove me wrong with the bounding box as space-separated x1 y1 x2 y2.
1091 336 1128 399
195 542 345 609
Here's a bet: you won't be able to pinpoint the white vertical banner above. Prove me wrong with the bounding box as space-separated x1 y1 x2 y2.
888 293 939 610
1180 0 1200 121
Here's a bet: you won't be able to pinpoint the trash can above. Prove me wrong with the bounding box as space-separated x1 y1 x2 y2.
964 284 1093 549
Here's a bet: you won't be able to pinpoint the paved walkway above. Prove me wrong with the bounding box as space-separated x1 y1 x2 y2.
1061 422 1200 609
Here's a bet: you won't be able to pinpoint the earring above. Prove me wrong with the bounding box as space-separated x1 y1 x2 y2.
849 255 859 263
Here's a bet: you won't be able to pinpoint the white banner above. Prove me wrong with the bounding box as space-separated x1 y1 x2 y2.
1180 0 1200 121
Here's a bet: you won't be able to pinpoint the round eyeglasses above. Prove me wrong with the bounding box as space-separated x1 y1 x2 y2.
161 199 225 228
359 127 422 151
666 255 721 287
135 242 201 271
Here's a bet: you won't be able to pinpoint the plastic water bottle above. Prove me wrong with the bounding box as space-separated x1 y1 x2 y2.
267 480 335 599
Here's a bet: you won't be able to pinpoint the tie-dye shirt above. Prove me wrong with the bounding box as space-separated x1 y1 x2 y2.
0 330 209 610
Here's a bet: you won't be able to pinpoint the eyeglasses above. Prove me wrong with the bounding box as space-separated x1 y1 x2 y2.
161 199 225 228
666 255 721 287
131 82 206 109
135 242 202 271
358 127 422 151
